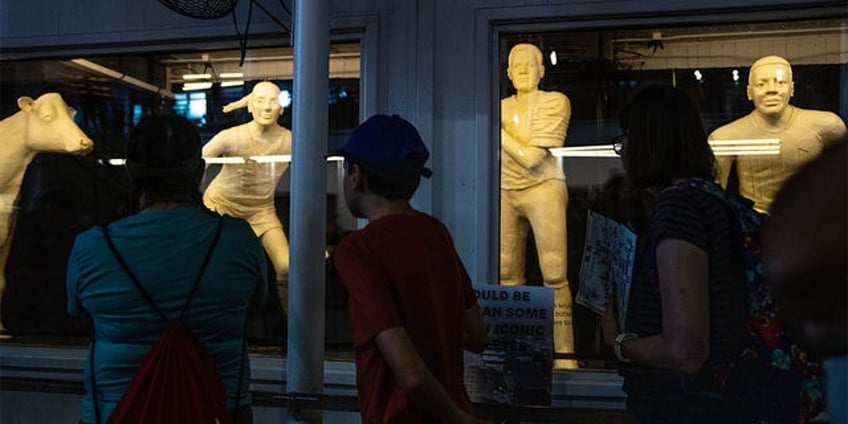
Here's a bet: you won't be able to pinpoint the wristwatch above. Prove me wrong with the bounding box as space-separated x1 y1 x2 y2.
615 333 638 363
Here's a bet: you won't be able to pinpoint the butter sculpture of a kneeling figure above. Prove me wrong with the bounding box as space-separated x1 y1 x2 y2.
0 93 94 336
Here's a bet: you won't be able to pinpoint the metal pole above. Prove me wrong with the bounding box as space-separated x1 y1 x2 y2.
287 0 329 422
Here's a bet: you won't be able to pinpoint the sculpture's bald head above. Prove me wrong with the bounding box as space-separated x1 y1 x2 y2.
250 81 281 97
247 81 284 126
748 55 793 85
746 55 794 117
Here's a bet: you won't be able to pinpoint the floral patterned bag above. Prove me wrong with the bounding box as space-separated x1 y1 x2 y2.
671 178 825 422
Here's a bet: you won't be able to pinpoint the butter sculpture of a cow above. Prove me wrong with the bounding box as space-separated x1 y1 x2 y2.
0 93 94 336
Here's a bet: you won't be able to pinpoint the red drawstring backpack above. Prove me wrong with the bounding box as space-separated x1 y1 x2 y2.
89 217 246 424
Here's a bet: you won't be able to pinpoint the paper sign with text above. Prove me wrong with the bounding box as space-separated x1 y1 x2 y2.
464 285 553 406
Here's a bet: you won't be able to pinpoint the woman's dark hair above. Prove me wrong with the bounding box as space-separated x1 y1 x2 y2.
125 113 203 202
619 84 715 189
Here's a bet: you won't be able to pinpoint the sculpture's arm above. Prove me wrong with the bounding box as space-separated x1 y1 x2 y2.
202 130 233 160
714 155 735 188
821 114 847 148
501 92 570 171
501 128 550 171
708 131 736 188
529 92 570 148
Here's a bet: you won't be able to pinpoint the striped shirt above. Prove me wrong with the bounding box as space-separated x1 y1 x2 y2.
624 183 746 378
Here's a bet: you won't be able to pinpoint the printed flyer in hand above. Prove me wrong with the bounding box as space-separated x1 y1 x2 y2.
576 211 636 329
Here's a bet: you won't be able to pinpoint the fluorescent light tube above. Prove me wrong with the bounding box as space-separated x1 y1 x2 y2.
183 82 213 91
182 73 212 80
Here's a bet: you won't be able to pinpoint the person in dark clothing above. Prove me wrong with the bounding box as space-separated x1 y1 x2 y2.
600 85 749 423
764 139 848 423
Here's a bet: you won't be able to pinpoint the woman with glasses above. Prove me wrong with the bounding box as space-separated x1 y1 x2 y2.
600 84 751 423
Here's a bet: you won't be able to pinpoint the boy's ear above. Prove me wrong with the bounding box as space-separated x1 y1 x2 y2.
349 163 366 191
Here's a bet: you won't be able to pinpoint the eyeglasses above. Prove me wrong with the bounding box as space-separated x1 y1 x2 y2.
612 133 628 156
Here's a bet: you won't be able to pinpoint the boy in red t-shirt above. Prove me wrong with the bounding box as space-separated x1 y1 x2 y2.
331 114 487 423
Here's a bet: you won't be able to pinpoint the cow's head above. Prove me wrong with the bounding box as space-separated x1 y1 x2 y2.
18 93 94 155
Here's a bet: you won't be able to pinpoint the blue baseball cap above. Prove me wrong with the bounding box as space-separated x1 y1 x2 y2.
331 114 433 178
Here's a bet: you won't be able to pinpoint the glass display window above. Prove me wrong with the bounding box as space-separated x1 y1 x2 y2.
495 18 847 371
0 44 361 355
